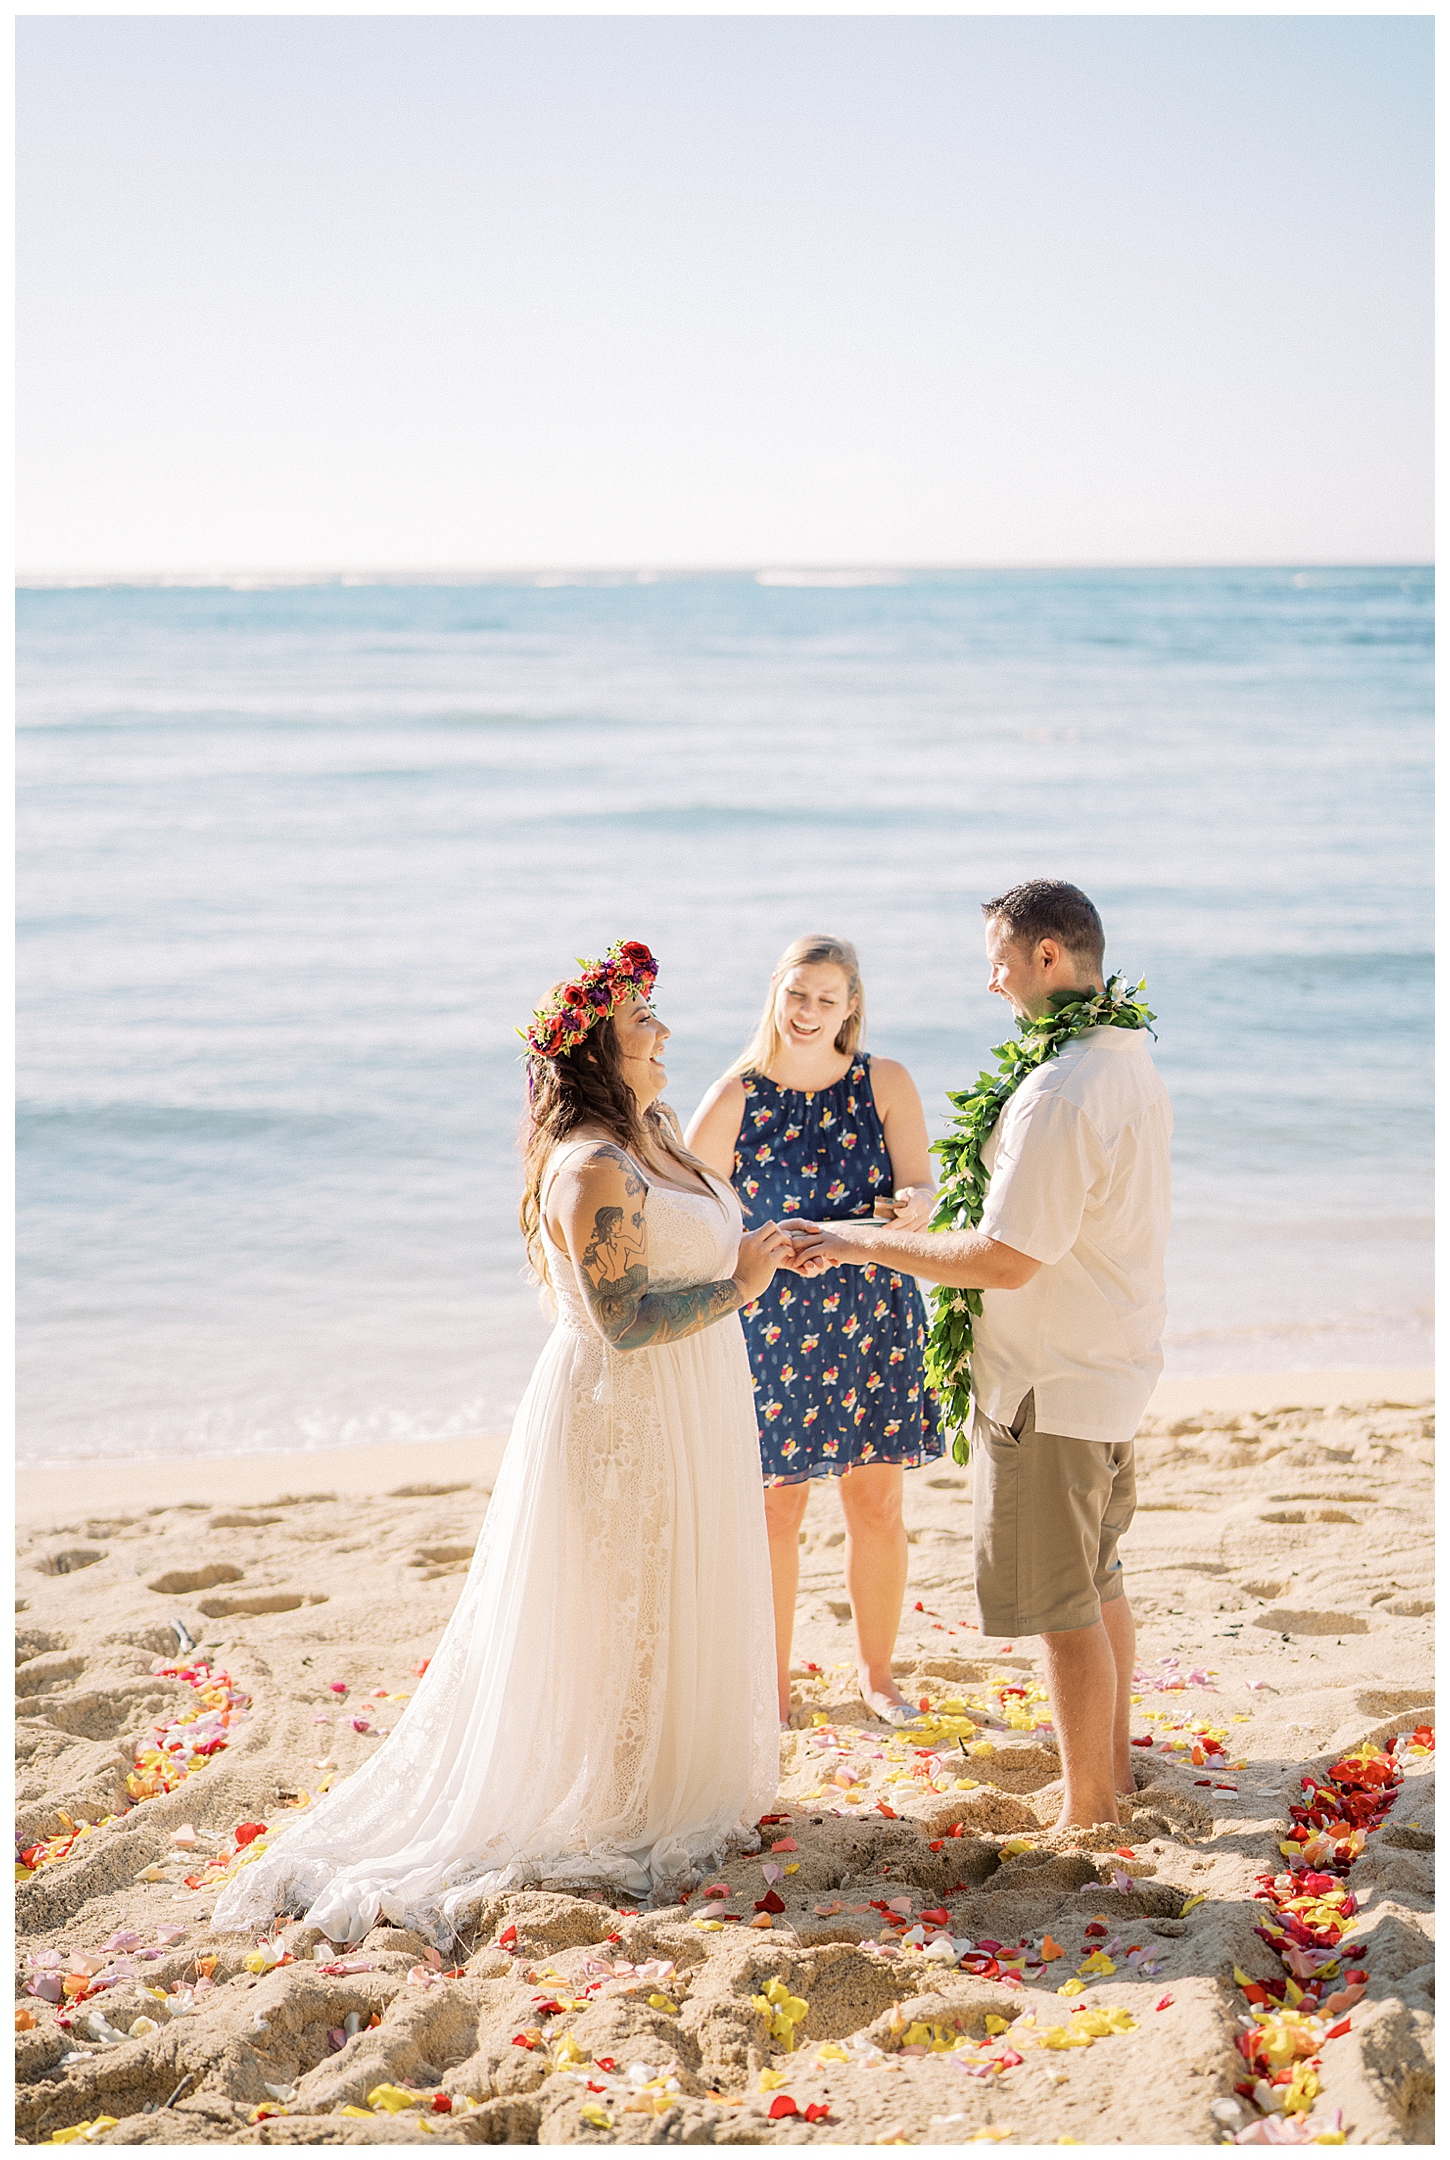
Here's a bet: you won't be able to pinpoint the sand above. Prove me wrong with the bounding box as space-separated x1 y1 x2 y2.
15 1369 1434 2146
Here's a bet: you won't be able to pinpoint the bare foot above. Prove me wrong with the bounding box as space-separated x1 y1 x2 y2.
859 1677 917 1726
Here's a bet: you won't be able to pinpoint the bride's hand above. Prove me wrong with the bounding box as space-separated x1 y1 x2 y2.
732 1220 795 1305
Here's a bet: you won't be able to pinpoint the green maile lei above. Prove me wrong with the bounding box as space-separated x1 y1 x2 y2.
923 976 1156 1465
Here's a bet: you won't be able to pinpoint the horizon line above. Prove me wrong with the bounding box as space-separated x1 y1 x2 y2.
16 558 1435 589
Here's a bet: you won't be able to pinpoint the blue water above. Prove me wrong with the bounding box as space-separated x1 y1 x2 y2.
16 567 1433 1464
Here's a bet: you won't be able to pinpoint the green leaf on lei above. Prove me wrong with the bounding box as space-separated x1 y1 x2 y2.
925 976 1155 1464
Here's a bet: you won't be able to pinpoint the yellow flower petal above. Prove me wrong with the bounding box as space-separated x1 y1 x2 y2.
367 2084 422 2114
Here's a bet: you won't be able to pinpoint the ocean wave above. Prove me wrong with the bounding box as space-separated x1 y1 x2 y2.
15 1399 516 1470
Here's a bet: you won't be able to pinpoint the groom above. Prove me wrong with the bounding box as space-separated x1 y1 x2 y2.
791 881 1172 1829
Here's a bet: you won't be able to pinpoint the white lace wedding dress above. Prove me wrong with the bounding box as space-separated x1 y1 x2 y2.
212 1144 778 1948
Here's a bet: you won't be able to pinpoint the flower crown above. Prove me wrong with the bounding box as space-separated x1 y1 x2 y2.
521 939 659 1060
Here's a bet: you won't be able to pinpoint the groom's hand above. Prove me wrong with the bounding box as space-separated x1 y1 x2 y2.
777 1226 821 1270
786 1221 870 1275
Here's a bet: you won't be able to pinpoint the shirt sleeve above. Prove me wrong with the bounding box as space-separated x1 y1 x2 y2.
979 1091 1107 1267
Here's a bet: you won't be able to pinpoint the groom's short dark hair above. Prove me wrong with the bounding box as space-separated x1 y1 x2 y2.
982 881 1105 970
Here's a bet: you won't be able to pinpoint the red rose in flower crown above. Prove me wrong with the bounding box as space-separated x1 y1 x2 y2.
521 939 660 1060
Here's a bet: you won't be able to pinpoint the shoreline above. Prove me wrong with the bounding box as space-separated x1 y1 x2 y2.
17 1365 1433 1533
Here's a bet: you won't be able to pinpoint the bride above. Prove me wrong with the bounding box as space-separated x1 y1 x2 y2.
214 939 791 1947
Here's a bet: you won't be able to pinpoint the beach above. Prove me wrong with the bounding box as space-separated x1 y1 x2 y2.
16 1367 1434 2146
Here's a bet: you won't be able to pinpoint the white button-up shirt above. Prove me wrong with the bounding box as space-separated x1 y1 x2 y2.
973 1024 1173 1444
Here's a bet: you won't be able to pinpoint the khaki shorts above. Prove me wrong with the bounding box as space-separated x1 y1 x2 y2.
972 1390 1136 1637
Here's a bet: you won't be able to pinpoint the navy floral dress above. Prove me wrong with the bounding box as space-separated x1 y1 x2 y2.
733 1054 943 1486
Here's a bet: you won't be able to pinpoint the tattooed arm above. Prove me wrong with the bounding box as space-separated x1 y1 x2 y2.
553 1144 791 1352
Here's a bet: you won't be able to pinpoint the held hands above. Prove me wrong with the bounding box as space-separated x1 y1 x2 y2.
789 1189 936 1274
783 1221 868 1277
741 1190 939 1291
731 1219 798 1305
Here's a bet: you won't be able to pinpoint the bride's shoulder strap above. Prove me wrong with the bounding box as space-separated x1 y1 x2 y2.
540 1137 643 1212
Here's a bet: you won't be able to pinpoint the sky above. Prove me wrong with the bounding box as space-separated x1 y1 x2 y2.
16 14 1434 574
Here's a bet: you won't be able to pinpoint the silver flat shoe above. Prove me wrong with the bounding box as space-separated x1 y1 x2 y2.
862 1693 918 1728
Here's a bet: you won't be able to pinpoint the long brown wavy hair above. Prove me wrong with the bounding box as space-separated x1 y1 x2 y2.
519 1001 710 1288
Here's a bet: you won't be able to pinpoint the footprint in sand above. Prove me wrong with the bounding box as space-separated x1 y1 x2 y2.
409 1543 477 1580
33 1548 106 1577
1259 1507 1362 1524
144 1563 244 1596
196 1590 324 1616
1252 1608 1369 1636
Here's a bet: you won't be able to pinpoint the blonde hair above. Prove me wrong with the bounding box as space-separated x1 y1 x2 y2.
727 935 865 1080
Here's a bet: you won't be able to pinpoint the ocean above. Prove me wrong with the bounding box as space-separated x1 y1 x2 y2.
17 567 1432 1466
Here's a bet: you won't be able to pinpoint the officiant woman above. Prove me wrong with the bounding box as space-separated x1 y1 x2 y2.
688 935 942 1726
